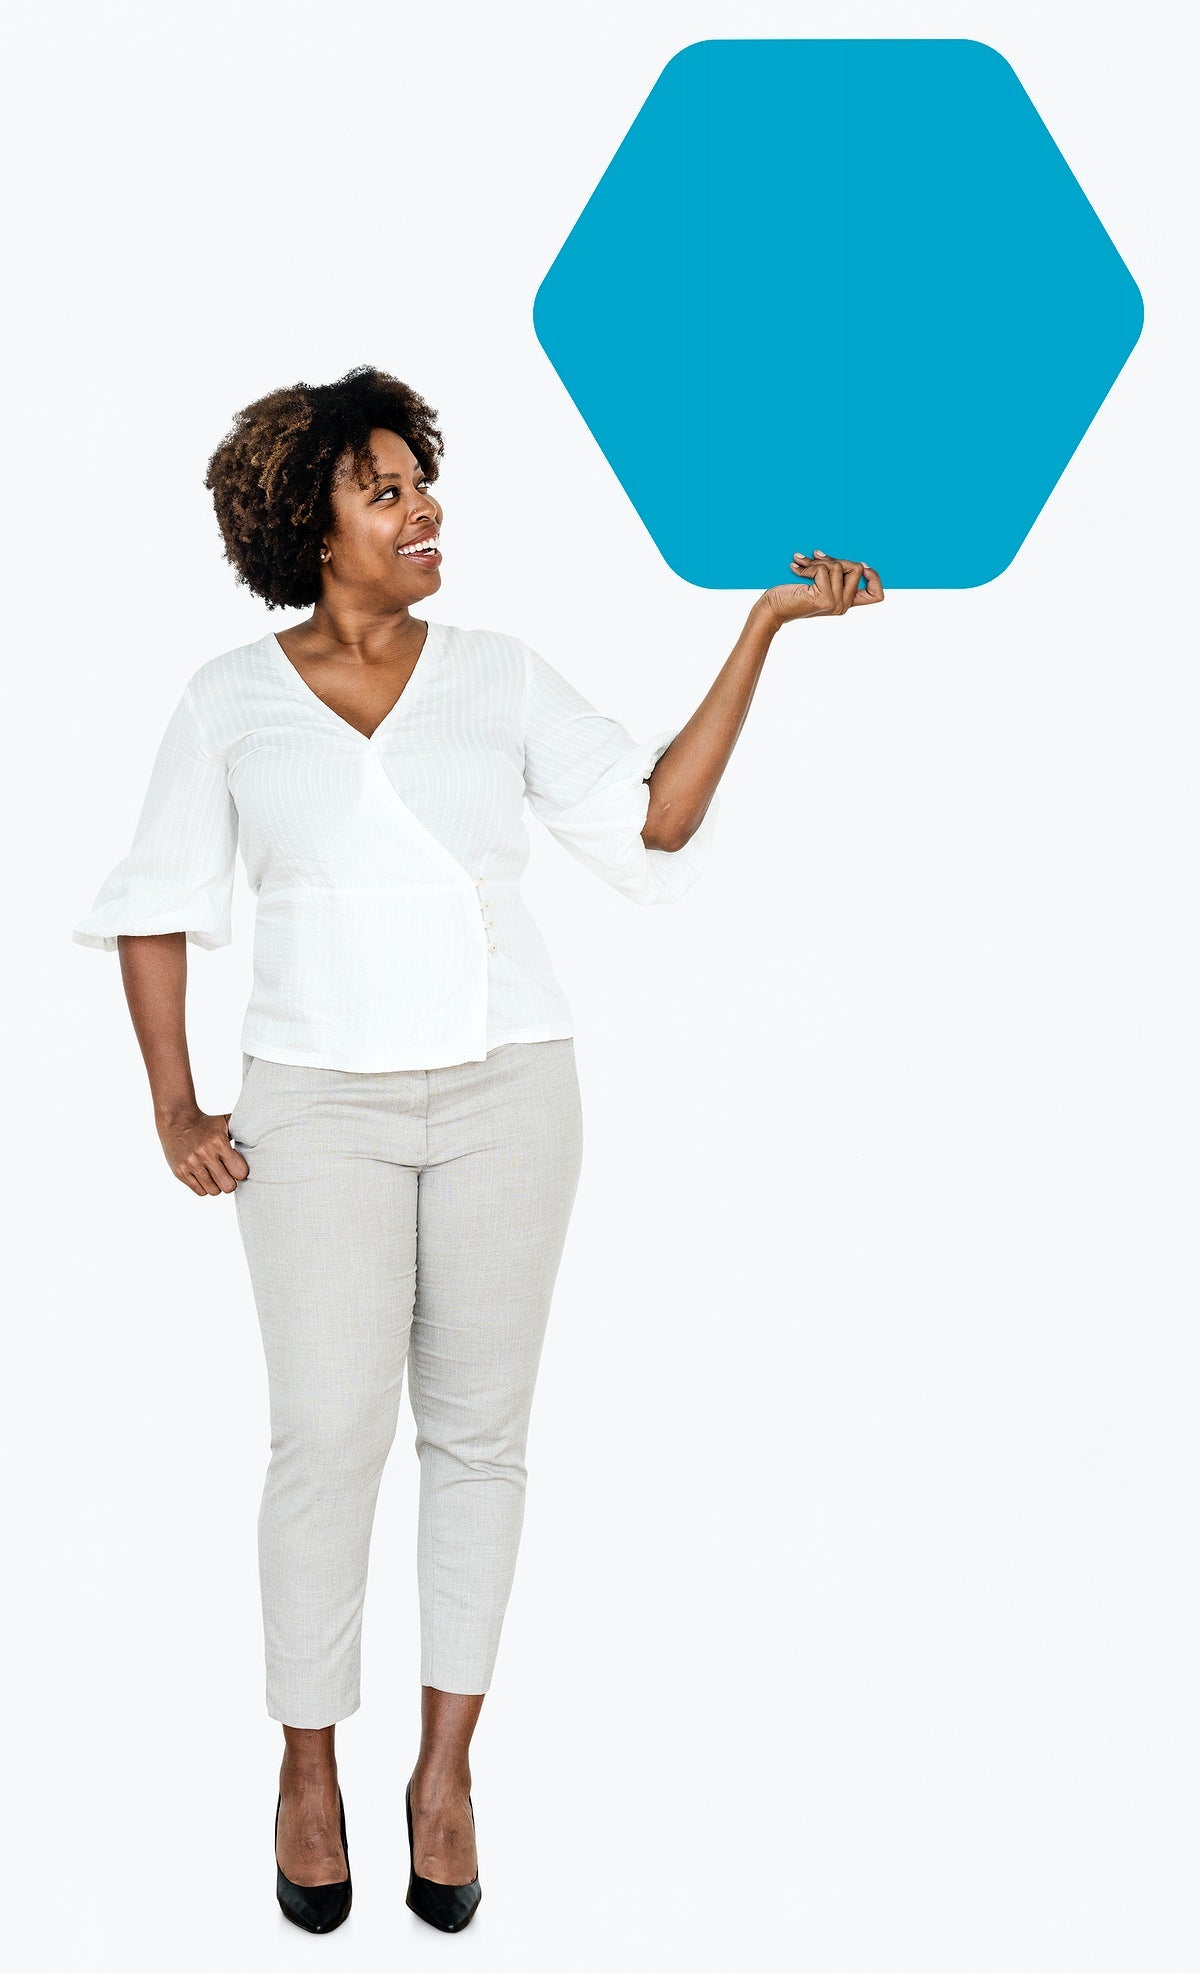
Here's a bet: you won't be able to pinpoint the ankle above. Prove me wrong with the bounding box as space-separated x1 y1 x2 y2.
411 1762 471 1796
281 1757 338 1789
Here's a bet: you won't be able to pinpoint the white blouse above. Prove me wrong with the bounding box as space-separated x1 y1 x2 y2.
72 621 721 1071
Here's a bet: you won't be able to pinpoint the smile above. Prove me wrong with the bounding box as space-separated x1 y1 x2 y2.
397 533 441 559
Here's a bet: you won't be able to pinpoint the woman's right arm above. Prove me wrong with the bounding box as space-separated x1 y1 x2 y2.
72 675 244 1195
117 932 248 1197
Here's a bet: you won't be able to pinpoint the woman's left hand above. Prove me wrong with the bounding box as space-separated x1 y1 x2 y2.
761 548 885 627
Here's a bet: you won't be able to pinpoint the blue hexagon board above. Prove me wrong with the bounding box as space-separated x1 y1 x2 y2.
533 39 1143 589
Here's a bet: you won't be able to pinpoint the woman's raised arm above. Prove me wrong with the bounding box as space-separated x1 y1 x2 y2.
643 547 884 850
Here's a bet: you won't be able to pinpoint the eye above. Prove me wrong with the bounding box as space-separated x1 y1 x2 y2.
375 478 431 503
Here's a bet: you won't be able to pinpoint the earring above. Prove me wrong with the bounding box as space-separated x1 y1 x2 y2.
320 549 329 561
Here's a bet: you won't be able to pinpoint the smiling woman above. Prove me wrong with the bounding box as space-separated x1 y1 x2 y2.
73 359 724 1936
203 362 447 611
202 369 455 740
73 358 870 1936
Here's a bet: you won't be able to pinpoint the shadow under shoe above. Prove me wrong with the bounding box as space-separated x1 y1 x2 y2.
405 1778 482 1931
275 1784 353 1934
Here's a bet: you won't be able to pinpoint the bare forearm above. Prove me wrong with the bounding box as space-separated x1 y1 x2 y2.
642 599 776 851
117 932 200 1124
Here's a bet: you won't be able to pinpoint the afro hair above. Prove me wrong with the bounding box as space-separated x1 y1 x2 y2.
203 364 445 609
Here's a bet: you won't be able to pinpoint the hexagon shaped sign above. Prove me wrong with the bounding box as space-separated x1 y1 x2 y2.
533 39 1143 588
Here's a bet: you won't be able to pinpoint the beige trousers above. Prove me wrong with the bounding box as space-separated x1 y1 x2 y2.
229 1038 584 1727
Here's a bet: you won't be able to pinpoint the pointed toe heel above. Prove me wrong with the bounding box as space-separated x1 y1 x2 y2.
275 1785 353 1934
405 1778 482 1932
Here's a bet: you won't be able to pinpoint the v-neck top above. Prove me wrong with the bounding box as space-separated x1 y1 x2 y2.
71 621 721 1070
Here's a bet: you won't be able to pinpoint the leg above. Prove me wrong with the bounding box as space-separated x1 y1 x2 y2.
277 1723 346 1888
406 1039 584 1879
230 1054 425 1878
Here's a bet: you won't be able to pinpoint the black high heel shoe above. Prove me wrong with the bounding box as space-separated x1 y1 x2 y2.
405 1778 482 1932
275 1785 353 1934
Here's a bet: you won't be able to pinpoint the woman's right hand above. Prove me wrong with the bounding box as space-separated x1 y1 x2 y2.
156 1107 249 1196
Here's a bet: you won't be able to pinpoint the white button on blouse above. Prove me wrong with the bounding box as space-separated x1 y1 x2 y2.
72 622 721 1071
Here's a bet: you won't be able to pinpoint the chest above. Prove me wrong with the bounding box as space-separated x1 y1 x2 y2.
280 652 422 743
218 627 530 872
228 721 525 871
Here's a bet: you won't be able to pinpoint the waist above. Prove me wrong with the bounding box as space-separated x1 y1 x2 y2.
256 875 527 899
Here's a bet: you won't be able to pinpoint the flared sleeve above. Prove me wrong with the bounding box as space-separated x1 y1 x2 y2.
520 639 720 906
71 680 238 951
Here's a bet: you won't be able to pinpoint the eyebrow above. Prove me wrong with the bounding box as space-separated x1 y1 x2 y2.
368 469 425 484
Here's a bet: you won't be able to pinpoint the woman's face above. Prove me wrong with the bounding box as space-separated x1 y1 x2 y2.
322 426 443 602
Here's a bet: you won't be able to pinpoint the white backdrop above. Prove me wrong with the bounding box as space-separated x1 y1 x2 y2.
8 2 1195 1969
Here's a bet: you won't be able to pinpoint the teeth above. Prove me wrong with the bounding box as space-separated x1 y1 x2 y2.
398 536 438 556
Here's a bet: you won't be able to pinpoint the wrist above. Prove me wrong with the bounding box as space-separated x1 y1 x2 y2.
154 1093 200 1127
749 595 782 639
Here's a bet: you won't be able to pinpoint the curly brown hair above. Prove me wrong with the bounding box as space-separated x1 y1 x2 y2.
203 364 446 610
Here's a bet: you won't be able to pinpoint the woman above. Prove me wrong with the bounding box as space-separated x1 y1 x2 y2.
72 364 882 1936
